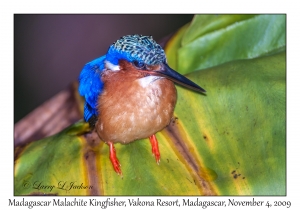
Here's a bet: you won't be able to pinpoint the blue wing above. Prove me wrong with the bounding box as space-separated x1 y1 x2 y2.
78 55 106 122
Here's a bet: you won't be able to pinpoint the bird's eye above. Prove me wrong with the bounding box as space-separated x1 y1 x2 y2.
133 60 145 69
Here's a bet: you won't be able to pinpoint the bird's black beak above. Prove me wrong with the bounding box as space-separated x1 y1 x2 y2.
147 63 206 93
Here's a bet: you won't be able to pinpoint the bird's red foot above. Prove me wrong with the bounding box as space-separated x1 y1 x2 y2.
107 142 122 176
149 134 160 164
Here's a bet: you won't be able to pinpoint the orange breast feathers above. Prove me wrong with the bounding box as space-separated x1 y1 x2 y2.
96 60 177 144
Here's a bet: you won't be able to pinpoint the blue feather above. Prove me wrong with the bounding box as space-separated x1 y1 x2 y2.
78 55 106 122
106 35 166 66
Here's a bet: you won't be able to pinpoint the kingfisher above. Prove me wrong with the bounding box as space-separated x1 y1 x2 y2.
79 34 205 176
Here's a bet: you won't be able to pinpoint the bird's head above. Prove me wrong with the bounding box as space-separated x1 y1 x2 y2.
103 34 206 93
79 34 206 124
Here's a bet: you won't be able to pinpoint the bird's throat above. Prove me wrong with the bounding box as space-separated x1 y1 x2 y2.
137 76 162 88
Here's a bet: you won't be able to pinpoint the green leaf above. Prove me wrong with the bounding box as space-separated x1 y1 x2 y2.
165 23 190 70
14 122 91 195
166 14 286 74
14 51 285 195
174 51 286 195
181 14 257 45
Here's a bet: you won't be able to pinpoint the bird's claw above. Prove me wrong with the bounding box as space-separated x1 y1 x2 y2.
108 142 123 176
149 134 160 164
152 146 160 164
110 155 122 176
